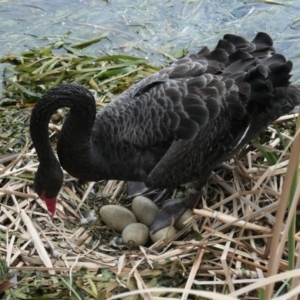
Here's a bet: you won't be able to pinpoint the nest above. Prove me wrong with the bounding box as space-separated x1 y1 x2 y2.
1 110 300 299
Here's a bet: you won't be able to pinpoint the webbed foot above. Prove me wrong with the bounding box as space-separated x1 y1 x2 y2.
150 188 203 233
127 182 204 233
127 181 169 202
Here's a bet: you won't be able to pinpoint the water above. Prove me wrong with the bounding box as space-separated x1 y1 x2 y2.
1 0 300 92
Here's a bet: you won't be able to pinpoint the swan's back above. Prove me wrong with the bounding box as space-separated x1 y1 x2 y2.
91 32 299 187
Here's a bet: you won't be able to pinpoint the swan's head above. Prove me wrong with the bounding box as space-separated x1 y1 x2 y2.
34 164 63 217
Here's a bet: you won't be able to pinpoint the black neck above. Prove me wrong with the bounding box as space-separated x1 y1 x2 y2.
30 84 98 178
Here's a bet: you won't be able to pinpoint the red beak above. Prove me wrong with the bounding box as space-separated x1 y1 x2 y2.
41 192 57 217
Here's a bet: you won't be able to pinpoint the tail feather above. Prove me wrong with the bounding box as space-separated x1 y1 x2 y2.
267 60 293 87
251 32 273 47
216 32 295 112
245 84 300 143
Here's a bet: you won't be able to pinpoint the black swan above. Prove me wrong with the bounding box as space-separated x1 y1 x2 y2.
30 32 300 232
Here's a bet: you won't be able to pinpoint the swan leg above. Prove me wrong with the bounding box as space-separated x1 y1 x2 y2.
127 181 170 202
149 170 212 233
127 181 148 197
149 188 203 233
127 172 211 233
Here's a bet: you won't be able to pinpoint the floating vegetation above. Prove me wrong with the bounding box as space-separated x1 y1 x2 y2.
0 35 158 106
